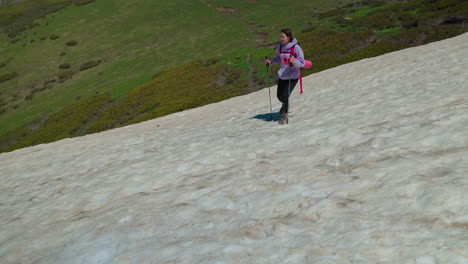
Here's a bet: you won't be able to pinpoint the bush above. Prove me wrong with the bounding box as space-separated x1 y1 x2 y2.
423 25 467 43
398 12 419 29
25 95 33 100
0 93 115 153
29 22 40 29
89 59 249 133
79 60 100 71
0 63 5 69
59 63 71 69
43 79 57 89
0 72 19 83
66 40 78 46
348 10 398 29
31 88 42 94
50 34 60 40
1 1 70 38
58 71 74 82
60 52 66 56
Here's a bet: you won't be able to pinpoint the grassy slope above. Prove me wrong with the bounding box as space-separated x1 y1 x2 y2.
0 0 250 134
0 0 355 136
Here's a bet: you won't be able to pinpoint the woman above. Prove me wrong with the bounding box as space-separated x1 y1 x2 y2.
264 28 305 124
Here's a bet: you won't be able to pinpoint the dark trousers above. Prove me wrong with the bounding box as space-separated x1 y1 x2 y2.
277 78 298 113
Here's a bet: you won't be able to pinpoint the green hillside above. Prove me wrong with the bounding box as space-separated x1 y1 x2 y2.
0 0 359 135
1 0 467 153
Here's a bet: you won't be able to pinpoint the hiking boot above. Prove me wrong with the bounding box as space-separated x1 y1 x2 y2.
279 113 288 124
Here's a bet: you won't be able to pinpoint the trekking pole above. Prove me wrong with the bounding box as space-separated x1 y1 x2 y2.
288 53 293 121
265 56 273 121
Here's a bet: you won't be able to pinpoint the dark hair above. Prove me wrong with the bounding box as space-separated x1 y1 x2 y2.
281 28 294 42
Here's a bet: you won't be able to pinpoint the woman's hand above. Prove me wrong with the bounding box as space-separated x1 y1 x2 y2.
289 56 297 63
263 59 271 64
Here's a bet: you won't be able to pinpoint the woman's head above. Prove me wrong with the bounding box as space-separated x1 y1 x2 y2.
280 28 293 45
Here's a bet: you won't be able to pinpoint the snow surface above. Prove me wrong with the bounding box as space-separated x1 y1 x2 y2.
1 33 467 264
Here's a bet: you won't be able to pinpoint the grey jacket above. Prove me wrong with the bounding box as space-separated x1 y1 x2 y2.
270 38 305 80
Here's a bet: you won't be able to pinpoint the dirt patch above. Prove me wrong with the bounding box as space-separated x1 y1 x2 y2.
216 7 235 16
256 41 277 48
256 32 269 43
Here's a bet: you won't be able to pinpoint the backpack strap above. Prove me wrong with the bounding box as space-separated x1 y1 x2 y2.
290 44 297 58
280 43 297 57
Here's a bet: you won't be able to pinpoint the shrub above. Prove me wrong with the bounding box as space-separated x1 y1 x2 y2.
60 52 66 56
40 36 46 40
0 72 19 83
89 60 249 133
1 1 70 38
423 25 467 43
66 40 78 46
203 57 220 66
43 79 57 89
50 34 60 40
0 108 5 115
59 63 71 69
25 95 33 100
31 88 42 94
398 12 419 29
79 60 100 71
317 8 348 19
348 10 398 29
0 93 115 153
0 63 5 69
58 71 74 82
29 22 40 29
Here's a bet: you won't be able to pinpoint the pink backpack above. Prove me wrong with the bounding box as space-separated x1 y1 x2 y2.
280 43 313 94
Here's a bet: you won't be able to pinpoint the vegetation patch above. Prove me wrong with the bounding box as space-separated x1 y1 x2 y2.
0 0 71 38
79 60 100 71
74 0 96 6
66 40 78 46
0 72 19 83
58 70 74 82
89 60 249 133
59 63 71 69
0 92 115 153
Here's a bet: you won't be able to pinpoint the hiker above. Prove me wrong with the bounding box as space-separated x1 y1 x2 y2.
264 28 305 124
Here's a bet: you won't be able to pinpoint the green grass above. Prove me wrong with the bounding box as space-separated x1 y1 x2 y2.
347 2 396 19
0 0 356 136
0 0 250 134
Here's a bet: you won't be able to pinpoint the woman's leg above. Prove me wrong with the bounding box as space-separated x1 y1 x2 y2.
277 78 298 113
